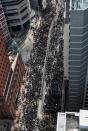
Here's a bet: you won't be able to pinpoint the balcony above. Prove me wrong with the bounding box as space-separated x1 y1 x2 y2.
3 68 13 100
3 0 28 10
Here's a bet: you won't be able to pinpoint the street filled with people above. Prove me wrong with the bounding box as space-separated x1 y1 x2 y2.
43 5 64 113
24 1 57 130
12 0 64 131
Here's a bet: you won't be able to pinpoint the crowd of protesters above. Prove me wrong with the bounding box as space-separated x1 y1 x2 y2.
13 0 64 131
23 1 57 131
44 5 64 112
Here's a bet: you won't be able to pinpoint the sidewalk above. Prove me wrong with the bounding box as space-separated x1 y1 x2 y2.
37 100 43 120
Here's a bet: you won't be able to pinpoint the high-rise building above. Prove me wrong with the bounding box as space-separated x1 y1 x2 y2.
0 1 11 43
66 0 88 111
0 36 24 119
1 0 31 29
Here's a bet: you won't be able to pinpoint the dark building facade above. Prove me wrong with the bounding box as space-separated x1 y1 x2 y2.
66 0 88 111
30 0 38 10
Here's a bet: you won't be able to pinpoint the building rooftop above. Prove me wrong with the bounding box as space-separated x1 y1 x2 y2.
56 110 88 131
9 53 19 71
56 113 66 131
79 110 88 129
8 39 19 71
66 113 79 131
70 0 88 10
11 53 19 71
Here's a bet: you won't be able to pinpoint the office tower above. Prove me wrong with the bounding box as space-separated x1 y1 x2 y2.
0 1 11 43
1 0 31 29
0 36 24 119
66 0 88 111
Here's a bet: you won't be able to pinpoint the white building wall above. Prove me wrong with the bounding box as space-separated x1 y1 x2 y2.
63 24 69 80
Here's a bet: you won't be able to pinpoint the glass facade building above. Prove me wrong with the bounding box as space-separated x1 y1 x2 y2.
67 0 88 111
